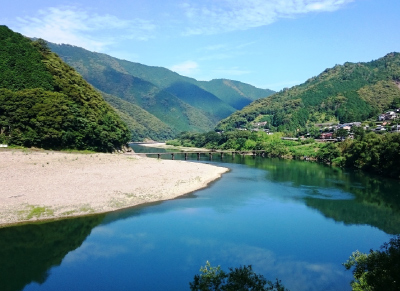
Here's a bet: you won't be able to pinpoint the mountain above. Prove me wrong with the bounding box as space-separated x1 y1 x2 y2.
0 26 130 151
216 52 400 133
198 79 275 110
100 91 176 141
47 43 274 137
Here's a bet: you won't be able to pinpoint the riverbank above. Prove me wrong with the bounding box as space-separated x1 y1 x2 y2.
0 149 228 227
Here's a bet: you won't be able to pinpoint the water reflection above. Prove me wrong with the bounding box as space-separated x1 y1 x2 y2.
240 157 400 234
1 146 400 291
0 215 104 291
135 144 400 235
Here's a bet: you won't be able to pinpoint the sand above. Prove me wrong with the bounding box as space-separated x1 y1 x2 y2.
0 149 228 227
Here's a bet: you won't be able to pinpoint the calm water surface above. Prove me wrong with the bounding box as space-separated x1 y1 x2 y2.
1 145 399 291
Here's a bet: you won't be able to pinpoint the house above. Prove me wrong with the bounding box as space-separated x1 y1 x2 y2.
378 111 397 121
386 111 397 120
320 132 333 139
392 125 400 132
378 114 386 121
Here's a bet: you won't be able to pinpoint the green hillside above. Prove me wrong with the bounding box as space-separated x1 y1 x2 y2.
0 26 130 151
217 53 400 134
116 60 274 105
199 79 275 110
100 91 176 141
165 81 235 119
48 43 219 133
47 43 273 135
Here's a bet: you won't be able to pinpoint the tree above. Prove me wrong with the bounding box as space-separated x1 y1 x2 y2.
335 128 349 140
32 38 50 54
189 261 289 291
343 235 400 291
316 142 341 165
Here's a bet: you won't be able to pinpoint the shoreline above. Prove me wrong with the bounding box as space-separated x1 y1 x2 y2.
0 149 228 228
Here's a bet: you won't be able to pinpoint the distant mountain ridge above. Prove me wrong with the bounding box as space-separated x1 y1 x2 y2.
217 52 400 134
48 43 274 139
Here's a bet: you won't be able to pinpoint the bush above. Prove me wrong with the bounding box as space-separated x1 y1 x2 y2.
189 261 289 291
344 235 400 291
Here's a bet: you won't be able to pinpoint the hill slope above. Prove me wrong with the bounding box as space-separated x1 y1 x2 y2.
100 91 176 141
47 43 274 134
0 26 130 151
198 79 275 110
217 53 400 133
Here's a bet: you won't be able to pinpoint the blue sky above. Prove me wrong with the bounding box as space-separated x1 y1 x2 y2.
1 0 399 91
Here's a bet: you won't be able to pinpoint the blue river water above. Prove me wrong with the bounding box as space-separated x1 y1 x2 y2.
1 145 399 291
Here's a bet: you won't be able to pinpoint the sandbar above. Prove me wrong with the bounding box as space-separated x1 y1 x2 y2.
0 149 228 227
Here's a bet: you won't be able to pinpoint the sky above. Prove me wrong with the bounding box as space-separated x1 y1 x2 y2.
1 0 399 91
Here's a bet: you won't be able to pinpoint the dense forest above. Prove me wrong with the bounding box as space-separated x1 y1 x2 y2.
216 53 400 135
0 26 130 151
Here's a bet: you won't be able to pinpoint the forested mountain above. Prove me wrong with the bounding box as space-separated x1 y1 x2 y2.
100 91 176 141
217 53 400 134
0 26 130 151
198 79 274 110
48 43 274 136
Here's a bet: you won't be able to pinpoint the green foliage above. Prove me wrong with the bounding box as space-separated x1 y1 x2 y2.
344 236 400 291
217 52 400 134
342 132 400 179
198 79 274 110
334 128 349 140
101 91 176 141
189 261 289 291
316 143 341 165
0 26 53 91
0 26 130 151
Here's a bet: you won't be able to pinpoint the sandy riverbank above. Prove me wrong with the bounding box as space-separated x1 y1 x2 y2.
0 149 228 227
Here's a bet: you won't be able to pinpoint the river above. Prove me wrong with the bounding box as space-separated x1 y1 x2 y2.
1 144 399 291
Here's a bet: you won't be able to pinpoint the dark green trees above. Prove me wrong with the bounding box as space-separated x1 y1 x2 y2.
344 236 400 291
316 142 341 165
0 26 130 151
190 262 289 291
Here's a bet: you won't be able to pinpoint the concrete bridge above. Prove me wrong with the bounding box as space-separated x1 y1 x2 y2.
135 150 269 160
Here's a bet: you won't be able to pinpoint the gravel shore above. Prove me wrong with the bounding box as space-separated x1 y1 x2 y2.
0 149 228 227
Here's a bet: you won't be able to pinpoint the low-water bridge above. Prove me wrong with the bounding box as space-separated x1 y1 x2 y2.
135 150 268 160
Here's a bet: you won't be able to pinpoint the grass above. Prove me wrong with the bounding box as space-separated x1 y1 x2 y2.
18 205 54 220
78 204 95 213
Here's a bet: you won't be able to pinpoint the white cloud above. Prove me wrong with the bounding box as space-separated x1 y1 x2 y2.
14 6 155 52
181 0 355 35
170 60 199 75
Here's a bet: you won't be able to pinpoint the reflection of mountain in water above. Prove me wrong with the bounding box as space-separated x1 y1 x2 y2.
305 198 400 234
130 148 400 235
0 215 104 291
242 157 400 234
